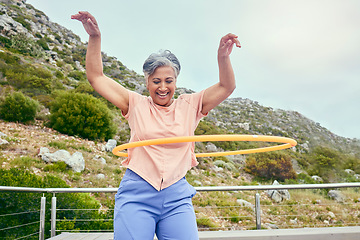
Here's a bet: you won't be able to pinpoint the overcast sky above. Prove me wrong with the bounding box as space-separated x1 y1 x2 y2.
27 0 360 139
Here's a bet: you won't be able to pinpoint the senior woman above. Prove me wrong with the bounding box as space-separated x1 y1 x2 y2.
72 11 240 240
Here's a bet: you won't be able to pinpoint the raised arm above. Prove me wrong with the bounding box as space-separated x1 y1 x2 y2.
201 33 241 114
71 11 129 114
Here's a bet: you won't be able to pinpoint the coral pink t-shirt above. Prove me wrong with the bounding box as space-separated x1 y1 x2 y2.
122 90 207 191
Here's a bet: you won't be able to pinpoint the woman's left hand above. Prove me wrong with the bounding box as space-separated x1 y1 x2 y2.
218 33 241 58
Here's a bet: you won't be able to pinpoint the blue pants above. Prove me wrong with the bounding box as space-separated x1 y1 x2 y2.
114 169 199 240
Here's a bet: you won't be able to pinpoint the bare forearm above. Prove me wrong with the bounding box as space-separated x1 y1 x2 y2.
218 55 236 93
86 35 104 82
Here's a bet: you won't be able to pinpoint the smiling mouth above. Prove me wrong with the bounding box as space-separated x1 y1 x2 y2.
157 92 169 99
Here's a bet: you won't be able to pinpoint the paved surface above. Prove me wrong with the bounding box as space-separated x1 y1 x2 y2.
47 226 360 240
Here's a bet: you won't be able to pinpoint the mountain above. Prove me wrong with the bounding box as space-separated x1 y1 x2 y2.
208 98 360 155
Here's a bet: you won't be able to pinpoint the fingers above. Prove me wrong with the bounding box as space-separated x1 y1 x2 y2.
218 33 241 57
71 11 98 25
220 33 241 48
233 37 241 48
71 11 100 37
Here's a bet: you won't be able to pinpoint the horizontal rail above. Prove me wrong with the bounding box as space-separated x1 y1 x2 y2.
14 231 40 240
0 210 39 217
1 182 360 193
0 221 39 231
56 219 113 222
0 186 46 192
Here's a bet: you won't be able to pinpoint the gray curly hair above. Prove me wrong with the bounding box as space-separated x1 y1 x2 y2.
143 50 181 80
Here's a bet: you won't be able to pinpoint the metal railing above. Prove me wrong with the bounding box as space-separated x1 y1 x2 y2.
1 182 360 239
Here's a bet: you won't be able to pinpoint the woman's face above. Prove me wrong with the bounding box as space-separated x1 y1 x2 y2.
147 66 177 107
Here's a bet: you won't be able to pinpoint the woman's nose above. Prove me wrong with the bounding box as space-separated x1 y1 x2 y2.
159 82 166 90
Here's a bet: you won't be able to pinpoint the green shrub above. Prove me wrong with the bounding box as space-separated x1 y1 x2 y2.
43 161 68 172
75 81 97 96
49 91 116 140
33 94 54 108
0 51 20 64
6 70 52 94
244 152 297 181
3 61 55 95
13 16 32 31
68 70 86 81
36 38 50 50
306 146 344 182
54 33 62 43
48 141 68 149
196 217 219 230
0 36 11 48
10 33 43 57
0 168 110 239
213 159 236 171
10 156 42 170
0 91 40 123
55 70 65 79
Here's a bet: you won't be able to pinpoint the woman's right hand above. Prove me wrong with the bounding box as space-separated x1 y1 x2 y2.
71 11 100 37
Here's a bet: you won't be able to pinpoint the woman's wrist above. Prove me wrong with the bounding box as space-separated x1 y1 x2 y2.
89 33 101 39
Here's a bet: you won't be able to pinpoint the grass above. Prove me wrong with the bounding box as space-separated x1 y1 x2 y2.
43 161 68 172
48 140 92 152
9 156 44 169
196 216 219 230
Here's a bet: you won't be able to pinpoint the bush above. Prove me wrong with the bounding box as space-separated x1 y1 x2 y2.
43 161 68 172
68 70 86 81
305 146 360 183
0 51 20 64
36 38 50 50
3 62 55 95
75 81 96 94
13 16 32 31
244 152 297 181
33 94 54 108
49 91 116 140
0 169 110 239
10 33 43 57
0 36 12 48
0 91 40 123
6 70 52 94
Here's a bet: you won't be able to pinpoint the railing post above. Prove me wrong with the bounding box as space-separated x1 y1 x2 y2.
39 195 46 240
255 193 261 230
51 194 57 237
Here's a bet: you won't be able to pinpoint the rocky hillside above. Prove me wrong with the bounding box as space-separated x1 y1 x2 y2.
0 0 146 91
208 98 360 155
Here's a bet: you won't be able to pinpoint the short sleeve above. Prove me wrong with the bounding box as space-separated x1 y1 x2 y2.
193 89 209 120
178 89 208 122
122 90 144 119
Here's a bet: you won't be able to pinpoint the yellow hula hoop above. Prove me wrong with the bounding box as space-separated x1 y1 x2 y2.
112 135 297 158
